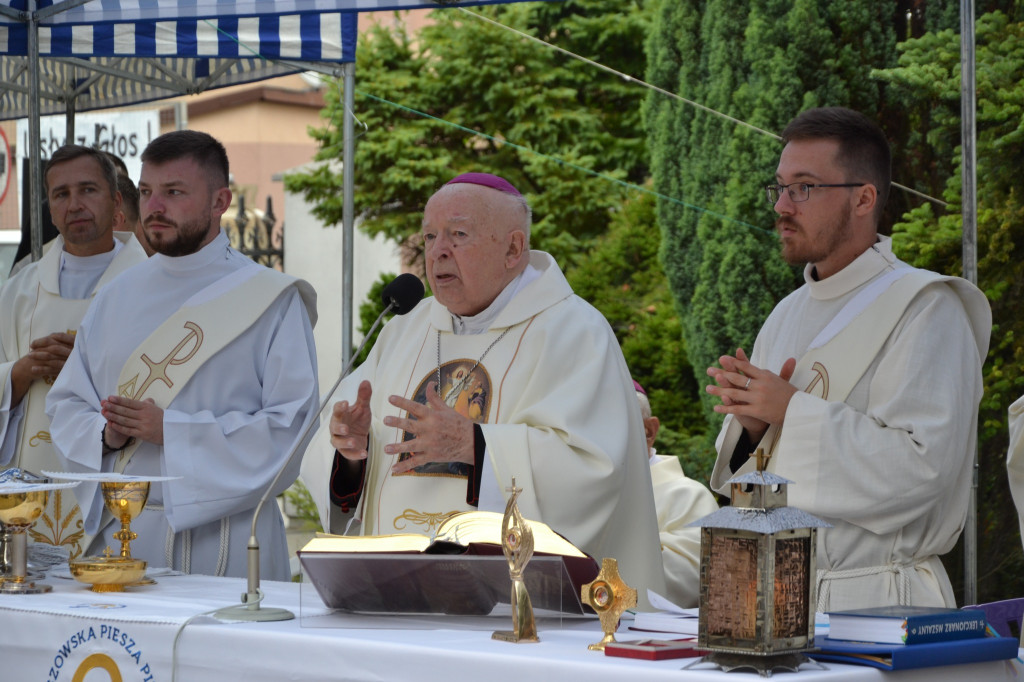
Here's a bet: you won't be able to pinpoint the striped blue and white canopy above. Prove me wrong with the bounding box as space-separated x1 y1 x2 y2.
0 4 363 120
0 0 531 24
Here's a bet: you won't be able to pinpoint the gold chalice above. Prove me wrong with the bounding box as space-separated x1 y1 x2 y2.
0 487 52 594
101 479 150 559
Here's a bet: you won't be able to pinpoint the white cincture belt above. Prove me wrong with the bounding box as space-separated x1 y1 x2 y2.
815 560 923 611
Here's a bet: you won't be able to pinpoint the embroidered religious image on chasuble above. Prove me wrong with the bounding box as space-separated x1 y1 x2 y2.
397 359 494 478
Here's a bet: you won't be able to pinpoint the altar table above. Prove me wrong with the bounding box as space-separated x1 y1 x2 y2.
0 573 1019 681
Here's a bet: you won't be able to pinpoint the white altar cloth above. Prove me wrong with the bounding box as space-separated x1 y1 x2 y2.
0 573 1020 681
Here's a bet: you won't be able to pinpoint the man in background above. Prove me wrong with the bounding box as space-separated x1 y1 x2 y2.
0 145 147 558
113 172 153 256
634 380 718 607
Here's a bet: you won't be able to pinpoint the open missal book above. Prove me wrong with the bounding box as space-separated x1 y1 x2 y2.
298 511 600 616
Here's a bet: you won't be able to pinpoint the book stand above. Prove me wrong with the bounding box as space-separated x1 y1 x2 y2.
298 553 591 629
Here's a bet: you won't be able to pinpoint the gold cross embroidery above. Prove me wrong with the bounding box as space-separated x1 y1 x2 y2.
118 321 204 400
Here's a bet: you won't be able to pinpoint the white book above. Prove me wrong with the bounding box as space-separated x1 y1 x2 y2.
630 610 700 635
629 591 700 635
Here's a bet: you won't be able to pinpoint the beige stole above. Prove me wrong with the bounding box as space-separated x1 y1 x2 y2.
737 268 943 475
111 264 297 472
16 296 94 559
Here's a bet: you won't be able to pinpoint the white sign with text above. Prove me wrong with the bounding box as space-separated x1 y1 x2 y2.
16 110 160 224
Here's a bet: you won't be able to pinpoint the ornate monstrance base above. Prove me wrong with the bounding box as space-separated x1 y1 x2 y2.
492 629 540 644
692 651 817 677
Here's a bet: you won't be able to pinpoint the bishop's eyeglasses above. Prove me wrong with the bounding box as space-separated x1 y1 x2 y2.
765 182 865 204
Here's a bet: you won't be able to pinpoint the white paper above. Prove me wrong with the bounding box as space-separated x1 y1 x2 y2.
0 480 80 494
42 470 181 483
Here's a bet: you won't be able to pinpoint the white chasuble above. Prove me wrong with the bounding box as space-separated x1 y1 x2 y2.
46 233 319 581
1007 396 1024 547
0 233 147 558
710 237 991 610
302 251 668 608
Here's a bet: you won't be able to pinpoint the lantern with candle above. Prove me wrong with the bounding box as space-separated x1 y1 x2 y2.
688 449 830 676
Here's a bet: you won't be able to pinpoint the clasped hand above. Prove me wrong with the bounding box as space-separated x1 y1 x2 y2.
101 395 164 447
11 332 76 405
330 380 474 473
705 347 798 442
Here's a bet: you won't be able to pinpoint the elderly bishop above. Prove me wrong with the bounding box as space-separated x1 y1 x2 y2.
301 173 666 607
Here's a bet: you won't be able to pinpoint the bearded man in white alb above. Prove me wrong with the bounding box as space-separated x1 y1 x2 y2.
301 173 666 607
0 145 147 559
706 107 990 611
46 130 318 580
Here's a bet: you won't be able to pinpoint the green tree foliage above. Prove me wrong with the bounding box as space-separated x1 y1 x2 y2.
565 191 712 480
285 0 652 270
873 8 1024 602
282 480 322 531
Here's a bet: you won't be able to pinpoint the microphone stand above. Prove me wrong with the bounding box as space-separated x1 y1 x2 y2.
213 299 401 622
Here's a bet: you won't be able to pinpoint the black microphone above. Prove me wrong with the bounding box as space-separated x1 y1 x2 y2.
213 273 425 622
381 272 425 315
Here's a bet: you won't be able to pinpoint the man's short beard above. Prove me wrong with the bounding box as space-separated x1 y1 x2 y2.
777 210 850 266
144 214 211 257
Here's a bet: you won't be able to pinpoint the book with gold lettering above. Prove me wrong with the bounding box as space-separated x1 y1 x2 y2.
297 511 599 616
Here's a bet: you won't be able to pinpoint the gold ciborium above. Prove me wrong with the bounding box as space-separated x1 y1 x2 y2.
101 479 150 559
70 550 147 592
0 482 73 594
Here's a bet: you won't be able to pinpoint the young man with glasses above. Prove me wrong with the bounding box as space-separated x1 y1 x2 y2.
706 107 991 611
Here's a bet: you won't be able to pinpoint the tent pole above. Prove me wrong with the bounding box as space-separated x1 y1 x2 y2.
175 101 189 131
341 61 356 369
27 0 42 261
66 97 76 146
960 0 978 606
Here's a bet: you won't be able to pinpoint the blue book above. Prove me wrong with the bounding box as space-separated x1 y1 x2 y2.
826 605 988 644
809 635 1019 671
